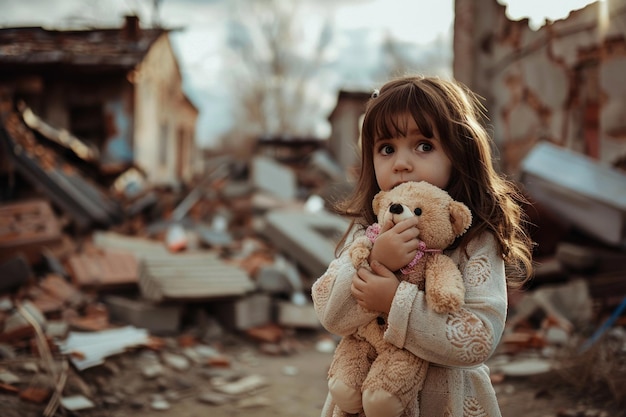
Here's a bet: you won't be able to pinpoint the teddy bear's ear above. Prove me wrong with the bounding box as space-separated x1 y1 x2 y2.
449 201 472 236
372 191 386 215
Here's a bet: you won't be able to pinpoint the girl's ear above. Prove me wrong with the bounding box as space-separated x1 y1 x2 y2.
372 191 387 216
449 201 472 236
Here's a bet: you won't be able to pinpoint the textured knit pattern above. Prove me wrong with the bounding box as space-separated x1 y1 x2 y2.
312 230 507 417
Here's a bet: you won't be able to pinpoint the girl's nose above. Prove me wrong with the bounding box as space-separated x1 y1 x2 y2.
393 153 412 172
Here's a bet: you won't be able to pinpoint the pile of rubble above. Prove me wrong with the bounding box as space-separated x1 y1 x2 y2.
1 107 626 416
0 161 347 416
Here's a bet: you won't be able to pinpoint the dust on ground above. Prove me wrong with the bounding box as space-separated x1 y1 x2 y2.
3 330 623 417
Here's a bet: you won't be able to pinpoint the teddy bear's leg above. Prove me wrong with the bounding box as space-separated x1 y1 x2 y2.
328 335 376 414
424 255 466 314
361 349 429 417
332 405 366 417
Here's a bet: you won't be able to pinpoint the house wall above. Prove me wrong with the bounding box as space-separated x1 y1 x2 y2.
454 0 626 175
133 35 199 186
327 91 370 179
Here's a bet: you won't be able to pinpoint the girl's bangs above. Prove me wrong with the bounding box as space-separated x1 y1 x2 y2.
367 86 435 140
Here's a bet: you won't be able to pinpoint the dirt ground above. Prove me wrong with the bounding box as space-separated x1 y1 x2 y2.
3 330 623 417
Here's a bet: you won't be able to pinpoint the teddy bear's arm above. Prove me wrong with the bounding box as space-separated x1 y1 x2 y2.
348 236 373 270
384 233 508 368
424 254 465 314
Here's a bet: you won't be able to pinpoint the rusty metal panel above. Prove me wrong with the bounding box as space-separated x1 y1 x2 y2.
0 199 62 264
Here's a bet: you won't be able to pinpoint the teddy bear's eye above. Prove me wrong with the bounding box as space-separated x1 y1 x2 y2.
414 208 422 216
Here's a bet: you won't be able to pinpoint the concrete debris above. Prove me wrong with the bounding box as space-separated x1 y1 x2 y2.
57 326 150 370
59 395 95 411
1 106 625 417
213 374 269 396
521 142 626 247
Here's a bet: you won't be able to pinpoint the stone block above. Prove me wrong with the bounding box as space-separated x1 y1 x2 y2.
211 293 271 331
275 300 321 329
104 295 181 335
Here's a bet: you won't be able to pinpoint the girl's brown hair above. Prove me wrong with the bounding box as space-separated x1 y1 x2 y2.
334 75 534 286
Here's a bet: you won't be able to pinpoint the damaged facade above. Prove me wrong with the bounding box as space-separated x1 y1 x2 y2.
0 3 625 416
454 0 626 172
0 15 201 186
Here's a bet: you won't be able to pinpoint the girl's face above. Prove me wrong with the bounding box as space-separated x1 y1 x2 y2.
373 115 452 192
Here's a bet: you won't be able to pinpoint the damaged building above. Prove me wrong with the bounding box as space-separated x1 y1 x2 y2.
454 0 626 171
0 2 625 416
0 15 201 188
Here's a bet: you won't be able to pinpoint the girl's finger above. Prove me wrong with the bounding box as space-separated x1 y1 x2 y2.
380 219 395 233
370 260 396 279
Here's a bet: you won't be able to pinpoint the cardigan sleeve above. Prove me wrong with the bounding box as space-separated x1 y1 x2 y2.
312 231 378 336
384 232 508 368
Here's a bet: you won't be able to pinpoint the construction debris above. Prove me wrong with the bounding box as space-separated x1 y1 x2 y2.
1 104 625 416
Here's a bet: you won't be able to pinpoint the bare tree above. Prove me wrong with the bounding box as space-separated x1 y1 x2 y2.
220 0 334 151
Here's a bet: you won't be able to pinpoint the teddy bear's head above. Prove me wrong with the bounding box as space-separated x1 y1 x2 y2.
372 181 472 250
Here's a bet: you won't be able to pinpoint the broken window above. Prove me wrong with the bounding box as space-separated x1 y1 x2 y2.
69 104 106 148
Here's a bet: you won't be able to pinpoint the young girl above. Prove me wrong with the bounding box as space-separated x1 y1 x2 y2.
312 75 534 417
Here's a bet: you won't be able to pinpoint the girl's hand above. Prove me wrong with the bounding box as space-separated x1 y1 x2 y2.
351 261 399 314
369 217 420 272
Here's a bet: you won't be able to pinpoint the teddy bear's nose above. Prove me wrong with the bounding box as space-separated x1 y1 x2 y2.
389 204 403 214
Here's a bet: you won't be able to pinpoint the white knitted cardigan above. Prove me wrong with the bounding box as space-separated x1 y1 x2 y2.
312 231 507 417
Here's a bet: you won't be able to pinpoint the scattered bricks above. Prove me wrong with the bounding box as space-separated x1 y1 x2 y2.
211 293 272 331
28 289 65 315
67 303 110 331
67 250 138 289
19 386 51 403
39 274 84 308
245 323 284 344
104 295 182 335
206 355 231 368
239 251 274 277
0 200 62 264
177 334 197 348
275 301 321 329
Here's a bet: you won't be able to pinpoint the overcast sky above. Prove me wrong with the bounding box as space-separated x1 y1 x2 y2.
0 0 597 146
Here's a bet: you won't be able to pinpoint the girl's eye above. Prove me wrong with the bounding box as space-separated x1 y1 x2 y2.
379 144 394 155
417 142 433 152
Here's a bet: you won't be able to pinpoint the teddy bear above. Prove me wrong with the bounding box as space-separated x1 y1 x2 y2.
328 181 472 417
